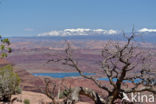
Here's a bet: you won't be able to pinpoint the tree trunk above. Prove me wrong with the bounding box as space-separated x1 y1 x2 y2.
68 87 106 104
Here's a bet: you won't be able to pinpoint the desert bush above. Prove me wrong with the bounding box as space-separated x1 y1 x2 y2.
24 99 30 104
0 65 21 102
59 88 72 99
0 35 21 102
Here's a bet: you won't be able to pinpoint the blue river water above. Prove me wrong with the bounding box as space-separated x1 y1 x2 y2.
32 72 142 83
32 72 96 78
98 78 142 83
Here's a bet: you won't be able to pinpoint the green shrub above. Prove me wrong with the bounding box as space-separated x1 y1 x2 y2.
59 88 72 99
24 99 30 104
0 35 12 58
0 65 21 102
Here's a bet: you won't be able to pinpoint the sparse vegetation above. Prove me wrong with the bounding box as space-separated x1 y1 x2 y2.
0 35 21 102
59 88 72 99
24 99 30 104
0 65 21 102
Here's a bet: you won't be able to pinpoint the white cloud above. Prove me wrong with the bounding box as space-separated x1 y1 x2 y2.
93 29 105 32
138 28 156 32
38 28 118 36
64 28 91 32
107 29 118 34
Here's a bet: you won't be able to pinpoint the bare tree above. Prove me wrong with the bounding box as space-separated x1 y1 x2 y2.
41 78 61 104
42 78 106 104
42 78 73 104
48 30 156 104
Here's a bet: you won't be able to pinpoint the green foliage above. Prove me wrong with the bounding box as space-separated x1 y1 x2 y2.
0 65 21 102
24 99 30 104
59 88 72 99
0 35 17 102
0 35 12 58
1 38 10 45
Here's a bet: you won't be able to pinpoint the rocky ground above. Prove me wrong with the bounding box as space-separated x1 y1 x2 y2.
10 91 90 104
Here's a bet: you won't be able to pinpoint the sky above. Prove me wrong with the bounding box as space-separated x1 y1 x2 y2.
0 0 156 37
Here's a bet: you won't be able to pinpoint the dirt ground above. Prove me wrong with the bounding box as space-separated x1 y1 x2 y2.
8 91 90 104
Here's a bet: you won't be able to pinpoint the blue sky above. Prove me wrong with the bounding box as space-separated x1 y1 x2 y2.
0 0 156 37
